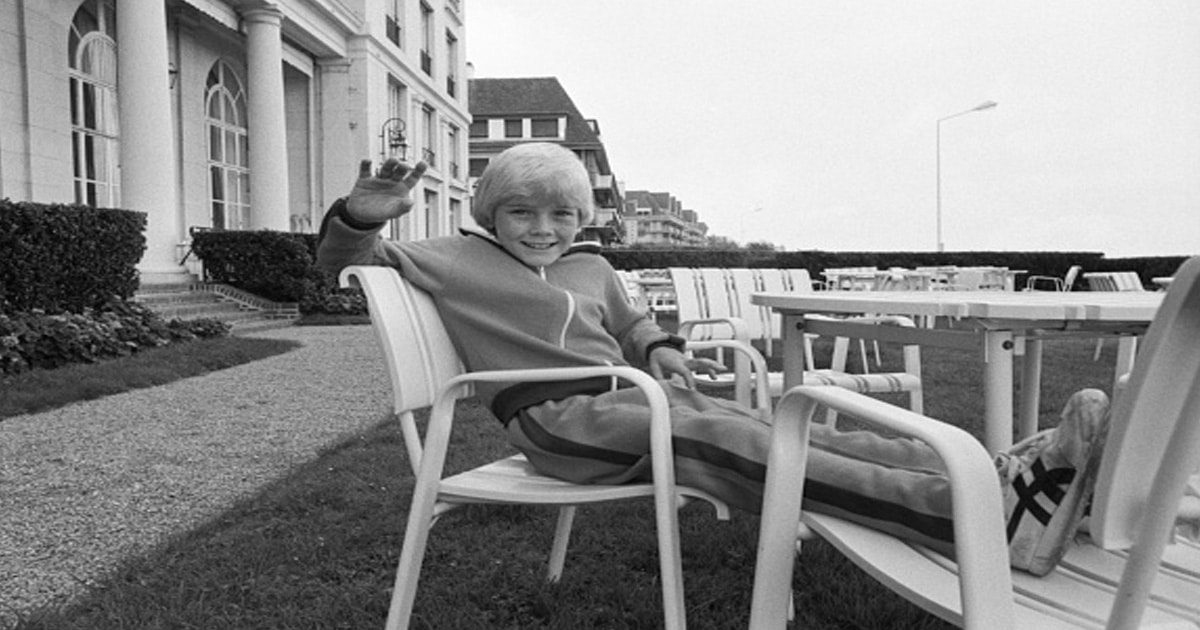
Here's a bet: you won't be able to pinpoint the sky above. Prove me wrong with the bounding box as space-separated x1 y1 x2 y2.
465 1 1200 257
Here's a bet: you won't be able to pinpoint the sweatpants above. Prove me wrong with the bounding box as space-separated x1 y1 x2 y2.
506 381 957 554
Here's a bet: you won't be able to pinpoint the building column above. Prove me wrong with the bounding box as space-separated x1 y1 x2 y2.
116 0 185 283
243 7 290 231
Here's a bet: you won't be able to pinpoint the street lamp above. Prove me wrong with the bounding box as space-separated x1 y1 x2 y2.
379 117 408 163
936 100 997 252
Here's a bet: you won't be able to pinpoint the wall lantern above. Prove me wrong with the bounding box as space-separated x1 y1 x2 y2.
379 117 408 162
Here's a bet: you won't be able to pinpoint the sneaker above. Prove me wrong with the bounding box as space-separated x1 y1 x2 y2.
995 388 1111 576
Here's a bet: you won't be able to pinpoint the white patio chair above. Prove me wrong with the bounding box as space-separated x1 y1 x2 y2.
668 267 924 416
1025 265 1082 292
1084 270 1146 372
750 255 1200 629
339 265 731 630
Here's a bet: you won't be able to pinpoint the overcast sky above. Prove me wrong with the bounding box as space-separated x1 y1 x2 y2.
465 1 1200 257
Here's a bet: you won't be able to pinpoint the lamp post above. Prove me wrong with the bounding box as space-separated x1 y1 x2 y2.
936 100 997 252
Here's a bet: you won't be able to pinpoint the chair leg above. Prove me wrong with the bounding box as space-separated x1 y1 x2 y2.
1114 337 1138 393
904 345 924 415
385 506 440 630
546 506 577 582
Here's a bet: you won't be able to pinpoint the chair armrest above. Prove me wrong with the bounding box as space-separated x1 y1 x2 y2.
1024 276 1064 292
677 316 751 341
686 339 772 414
417 367 678 507
751 385 1014 628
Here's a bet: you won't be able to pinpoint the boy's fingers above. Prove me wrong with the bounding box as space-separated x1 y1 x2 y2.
358 159 373 179
402 161 429 186
377 158 402 179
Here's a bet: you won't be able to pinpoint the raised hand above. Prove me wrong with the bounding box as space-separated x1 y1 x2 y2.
345 158 428 224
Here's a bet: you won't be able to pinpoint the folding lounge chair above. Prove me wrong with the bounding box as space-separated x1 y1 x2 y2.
339 266 732 630
750 255 1200 629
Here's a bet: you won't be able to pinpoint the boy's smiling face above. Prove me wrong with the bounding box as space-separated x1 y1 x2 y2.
492 194 581 268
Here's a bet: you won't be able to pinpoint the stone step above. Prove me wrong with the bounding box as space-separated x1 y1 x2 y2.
133 290 223 306
148 300 251 321
133 284 298 332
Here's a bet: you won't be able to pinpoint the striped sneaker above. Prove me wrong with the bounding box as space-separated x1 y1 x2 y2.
995 389 1110 576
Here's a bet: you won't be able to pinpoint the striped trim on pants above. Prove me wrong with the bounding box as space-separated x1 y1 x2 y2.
505 381 956 554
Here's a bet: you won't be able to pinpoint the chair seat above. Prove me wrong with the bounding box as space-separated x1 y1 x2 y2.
804 512 1200 629
441 454 729 517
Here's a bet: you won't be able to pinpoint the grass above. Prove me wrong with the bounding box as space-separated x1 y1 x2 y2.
2 332 1123 629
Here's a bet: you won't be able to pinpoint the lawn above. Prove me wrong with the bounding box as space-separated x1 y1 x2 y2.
3 332 1123 629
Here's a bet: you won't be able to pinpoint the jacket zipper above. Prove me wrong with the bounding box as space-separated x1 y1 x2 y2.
539 266 574 348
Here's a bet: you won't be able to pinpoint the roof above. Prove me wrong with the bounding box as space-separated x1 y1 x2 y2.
625 190 681 215
469 77 603 147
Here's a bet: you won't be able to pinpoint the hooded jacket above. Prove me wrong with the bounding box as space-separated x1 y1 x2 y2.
315 199 683 421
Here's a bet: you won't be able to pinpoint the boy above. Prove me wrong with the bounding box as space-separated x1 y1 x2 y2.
317 142 1108 575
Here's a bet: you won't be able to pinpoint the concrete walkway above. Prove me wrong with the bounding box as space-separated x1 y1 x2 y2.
0 325 392 623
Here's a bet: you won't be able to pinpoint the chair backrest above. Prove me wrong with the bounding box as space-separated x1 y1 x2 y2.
340 265 467 472
1085 256 1200 625
1062 264 1082 290
1112 271 1145 291
779 268 817 293
726 268 768 341
1091 256 1200 547
614 270 642 307
1086 270 1146 293
729 269 817 356
668 266 706 331
697 267 738 325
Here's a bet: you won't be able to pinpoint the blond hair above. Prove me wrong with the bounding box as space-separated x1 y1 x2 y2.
471 143 595 230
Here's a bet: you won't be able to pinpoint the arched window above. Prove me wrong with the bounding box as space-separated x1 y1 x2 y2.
205 61 249 229
68 0 119 207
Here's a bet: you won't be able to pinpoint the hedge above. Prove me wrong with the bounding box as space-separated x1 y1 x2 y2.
0 199 145 313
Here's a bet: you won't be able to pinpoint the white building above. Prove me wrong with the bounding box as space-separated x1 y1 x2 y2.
1 0 471 285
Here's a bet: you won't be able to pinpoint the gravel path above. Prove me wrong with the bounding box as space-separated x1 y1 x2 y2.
0 325 392 623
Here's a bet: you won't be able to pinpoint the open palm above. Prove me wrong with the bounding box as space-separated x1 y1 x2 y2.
345 158 428 223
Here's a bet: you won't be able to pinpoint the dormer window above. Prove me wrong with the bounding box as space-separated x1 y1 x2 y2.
531 118 559 138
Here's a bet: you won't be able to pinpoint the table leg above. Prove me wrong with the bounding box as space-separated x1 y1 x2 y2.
1114 336 1138 393
781 314 807 390
1019 339 1043 440
983 330 1015 453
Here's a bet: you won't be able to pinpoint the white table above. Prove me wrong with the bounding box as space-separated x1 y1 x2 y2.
750 291 1163 452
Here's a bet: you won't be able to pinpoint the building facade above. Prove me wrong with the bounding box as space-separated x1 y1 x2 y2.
1 0 471 284
466 76 623 245
622 190 708 247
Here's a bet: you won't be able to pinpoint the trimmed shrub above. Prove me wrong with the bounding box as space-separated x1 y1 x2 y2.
0 199 145 313
0 300 229 376
191 230 365 316
190 230 314 302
